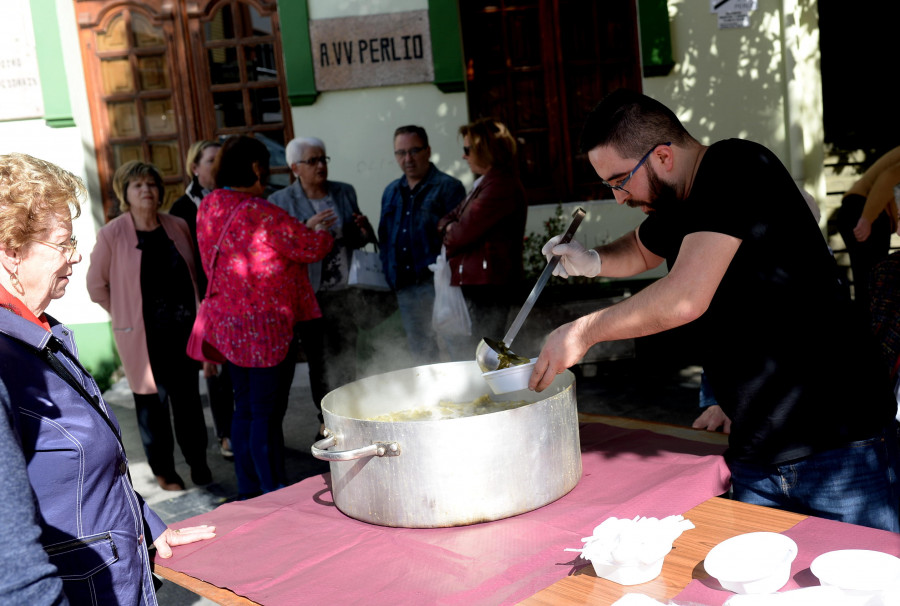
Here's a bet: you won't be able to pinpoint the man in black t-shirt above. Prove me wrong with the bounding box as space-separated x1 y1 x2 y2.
529 89 899 531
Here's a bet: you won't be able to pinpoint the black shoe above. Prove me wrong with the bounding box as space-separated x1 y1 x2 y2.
191 464 213 485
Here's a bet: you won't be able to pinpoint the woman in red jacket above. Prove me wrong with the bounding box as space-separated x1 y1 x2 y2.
438 118 528 360
196 136 333 499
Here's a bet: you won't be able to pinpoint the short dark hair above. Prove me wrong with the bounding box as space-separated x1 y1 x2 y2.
213 135 270 188
579 89 692 158
459 118 517 172
394 125 429 147
113 161 164 212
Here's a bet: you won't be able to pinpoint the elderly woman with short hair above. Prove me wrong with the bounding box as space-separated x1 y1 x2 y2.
87 160 211 491
269 137 374 432
198 135 333 498
0 153 214 604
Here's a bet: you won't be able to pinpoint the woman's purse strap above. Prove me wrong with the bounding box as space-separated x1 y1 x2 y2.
29 336 126 455
204 198 250 299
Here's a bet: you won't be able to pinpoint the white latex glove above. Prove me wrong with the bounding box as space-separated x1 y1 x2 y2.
541 235 602 278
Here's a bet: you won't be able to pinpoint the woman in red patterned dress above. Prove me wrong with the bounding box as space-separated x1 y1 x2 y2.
196 136 333 499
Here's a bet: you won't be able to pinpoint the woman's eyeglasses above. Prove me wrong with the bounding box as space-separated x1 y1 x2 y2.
31 236 78 261
297 156 330 166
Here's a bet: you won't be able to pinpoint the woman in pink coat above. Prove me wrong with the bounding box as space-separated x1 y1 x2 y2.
196 135 333 499
87 161 210 491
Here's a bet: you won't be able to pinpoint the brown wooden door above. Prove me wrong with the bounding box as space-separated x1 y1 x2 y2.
459 0 642 204
74 0 293 218
184 0 294 188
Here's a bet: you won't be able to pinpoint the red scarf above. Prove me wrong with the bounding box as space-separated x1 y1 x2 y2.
0 285 51 331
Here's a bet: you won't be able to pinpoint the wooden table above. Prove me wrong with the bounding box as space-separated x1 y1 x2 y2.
519 496 806 605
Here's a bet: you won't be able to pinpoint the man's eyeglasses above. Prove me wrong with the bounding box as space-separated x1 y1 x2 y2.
296 156 330 166
601 142 671 195
31 236 78 261
394 147 425 158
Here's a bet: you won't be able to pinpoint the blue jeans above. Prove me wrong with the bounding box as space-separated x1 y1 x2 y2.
729 426 900 532
395 282 441 364
227 350 297 498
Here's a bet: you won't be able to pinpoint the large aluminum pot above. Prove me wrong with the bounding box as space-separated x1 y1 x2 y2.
311 361 580 528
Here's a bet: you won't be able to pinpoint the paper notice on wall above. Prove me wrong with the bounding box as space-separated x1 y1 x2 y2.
0 3 44 121
718 11 751 28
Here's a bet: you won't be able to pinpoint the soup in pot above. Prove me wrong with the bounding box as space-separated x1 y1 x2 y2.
366 394 530 422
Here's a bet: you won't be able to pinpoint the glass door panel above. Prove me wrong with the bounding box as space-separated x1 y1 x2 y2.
137 55 170 90
100 58 135 94
133 13 165 47
150 141 181 176
143 98 175 135
96 14 129 51
108 102 140 137
113 143 144 166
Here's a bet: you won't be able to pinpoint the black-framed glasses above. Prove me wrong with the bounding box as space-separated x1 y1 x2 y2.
394 147 425 158
31 235 78 261
601 142 671 195
296 156 330 166
463 146 471 156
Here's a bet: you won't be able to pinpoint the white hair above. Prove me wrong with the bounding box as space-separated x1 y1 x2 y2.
286 137 327 165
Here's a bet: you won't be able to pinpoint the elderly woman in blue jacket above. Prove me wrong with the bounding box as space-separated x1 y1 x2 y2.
269 137 374 428
0 153 214 605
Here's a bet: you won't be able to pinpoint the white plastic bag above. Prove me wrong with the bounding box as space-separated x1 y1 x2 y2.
429 246 471 336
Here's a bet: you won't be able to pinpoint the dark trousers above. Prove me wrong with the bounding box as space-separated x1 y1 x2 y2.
227 343 297 498
206 365 234 440
132 366 208 478
295 318 327 422
318 289 360 392
837 194 892 316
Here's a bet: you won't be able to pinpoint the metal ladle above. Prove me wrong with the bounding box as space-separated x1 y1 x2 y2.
476 207 587 372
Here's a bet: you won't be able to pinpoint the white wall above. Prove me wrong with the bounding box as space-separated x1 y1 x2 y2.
641 0 824 208
0 0 105 326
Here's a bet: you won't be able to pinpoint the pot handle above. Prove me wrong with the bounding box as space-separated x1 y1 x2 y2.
311 431 401 462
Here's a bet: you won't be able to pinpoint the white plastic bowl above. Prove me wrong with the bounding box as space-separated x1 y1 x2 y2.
704 532 798 594
482 359 536 394
589 552 668 585
811 549 900 593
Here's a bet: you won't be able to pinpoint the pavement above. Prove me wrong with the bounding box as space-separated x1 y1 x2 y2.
105 331 704 605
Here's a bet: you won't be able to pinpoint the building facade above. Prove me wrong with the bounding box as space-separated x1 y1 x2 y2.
0 0 824 375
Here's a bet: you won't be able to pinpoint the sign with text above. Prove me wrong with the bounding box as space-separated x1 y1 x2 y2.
309 10 434 91
0 3 43 121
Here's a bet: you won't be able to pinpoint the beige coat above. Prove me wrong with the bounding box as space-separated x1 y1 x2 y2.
86 212 199 394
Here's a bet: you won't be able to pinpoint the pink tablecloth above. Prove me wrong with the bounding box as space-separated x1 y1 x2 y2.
157 422 729 605
674 515 900 605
